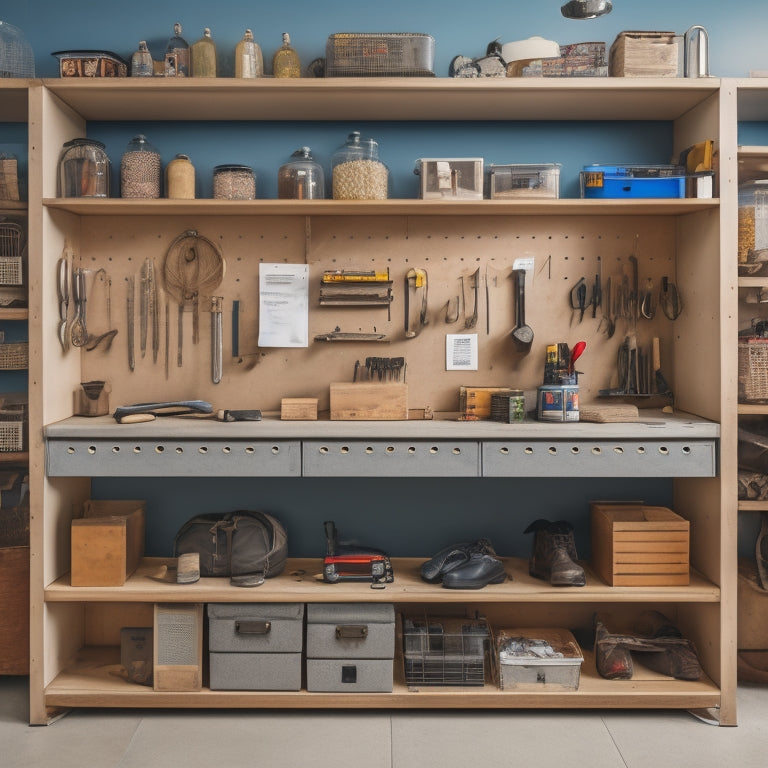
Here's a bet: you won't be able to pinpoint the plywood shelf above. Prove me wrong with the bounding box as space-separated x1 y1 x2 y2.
44 644 720 712
41 77 721 123
44 557 720 604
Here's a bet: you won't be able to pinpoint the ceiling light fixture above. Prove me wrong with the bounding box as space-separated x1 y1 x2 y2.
561 0 613 19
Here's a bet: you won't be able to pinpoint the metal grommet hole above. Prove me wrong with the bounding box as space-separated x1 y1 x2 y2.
659 446 669 455
245 446 255 455
271 446 280 454
499 446 509 455
637 446 646 454
199 446 208 454
133 446 141 454
340 446 349 454
222 446 231 454
88 445 96 454
366 446 374 454
571 446 579 454
67 446 75 454
548 446 557 455
429 446 439 454
592 446 602 455
112 446 120 453
682 446 691 455
613 447 624 455
408 446 416 454
319 446 329 454
155 446 164 454
386 446 395 453
524 446 534 455
452 447 461 455
176 447 184 454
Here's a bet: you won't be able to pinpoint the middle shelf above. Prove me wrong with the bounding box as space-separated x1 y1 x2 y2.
44 556 721 604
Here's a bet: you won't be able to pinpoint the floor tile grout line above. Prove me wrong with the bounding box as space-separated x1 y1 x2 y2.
601 716 630 768
115 716 144 768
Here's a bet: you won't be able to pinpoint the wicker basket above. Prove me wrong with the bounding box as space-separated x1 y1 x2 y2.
0 342 28 370
739 339 768 402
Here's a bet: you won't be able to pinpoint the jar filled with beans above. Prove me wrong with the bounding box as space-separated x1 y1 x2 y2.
213 164 256 200
121 135 161 198
332 131 388 200
739 181 768 264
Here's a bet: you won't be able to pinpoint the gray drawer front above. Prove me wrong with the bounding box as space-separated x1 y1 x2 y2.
46 438 301 477
482 439 717 477
209 652 302 691
306 658 393 693
302 440 480 477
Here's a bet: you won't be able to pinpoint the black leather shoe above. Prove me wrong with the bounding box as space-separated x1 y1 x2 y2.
441 552 506 589
420 538 494 583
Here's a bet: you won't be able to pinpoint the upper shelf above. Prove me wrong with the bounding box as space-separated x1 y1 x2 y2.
43 198 719 217
40 77 721 123
736 80 768 121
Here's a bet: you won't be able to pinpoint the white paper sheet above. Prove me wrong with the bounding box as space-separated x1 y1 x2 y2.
258 263 309 348
446 333 478 370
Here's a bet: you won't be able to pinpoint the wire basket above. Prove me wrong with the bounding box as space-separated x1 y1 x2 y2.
739 339 768 402
0 20 35 78
325 33 435 77
0 402 26 451
403 615 491 686
0 342 28 370
0 222 23 285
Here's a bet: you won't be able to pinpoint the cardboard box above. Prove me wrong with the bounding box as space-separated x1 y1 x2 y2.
71 500 145 586
498 628 583 691
591 502 690 586
330 382 408 421
609 31 680 78
459 386 514 420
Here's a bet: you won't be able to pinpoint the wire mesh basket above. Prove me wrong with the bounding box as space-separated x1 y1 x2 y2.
0 222 23 285
0 342 28 370
739 339 768 402
325 33 435 77
0 400 27 452
0 20 35 78
403 615 491 686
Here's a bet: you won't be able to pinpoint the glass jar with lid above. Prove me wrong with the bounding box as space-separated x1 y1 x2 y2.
213 164 256 200
131 41 153 77
165 22 190 77
58 138 111 198
121 134 161 198
278 147 325 199
331 131 388 200
739 180 768 265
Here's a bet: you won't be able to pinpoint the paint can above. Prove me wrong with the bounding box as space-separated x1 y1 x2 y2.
537 384 579 422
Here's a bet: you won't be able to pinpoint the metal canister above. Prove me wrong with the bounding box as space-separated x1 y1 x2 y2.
165 154 195 199
537 384 579 422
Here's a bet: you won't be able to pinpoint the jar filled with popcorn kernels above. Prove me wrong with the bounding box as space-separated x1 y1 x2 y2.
121 134 161 198
213 164 256 200
332 131 388 200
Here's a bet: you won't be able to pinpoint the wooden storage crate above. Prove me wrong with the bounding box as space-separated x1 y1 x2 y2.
70 499 145 586
330 382 408 420
609 31 680 78
591 502 689 586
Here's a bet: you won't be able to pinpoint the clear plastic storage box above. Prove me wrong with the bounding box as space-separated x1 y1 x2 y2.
488 163 561 199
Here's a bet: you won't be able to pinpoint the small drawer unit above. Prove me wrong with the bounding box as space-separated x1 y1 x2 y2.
207 603 304 691
306 603 395 692
487 163 560 199
417 158 483 200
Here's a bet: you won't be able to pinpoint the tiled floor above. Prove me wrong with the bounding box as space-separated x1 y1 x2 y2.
1 676 767 768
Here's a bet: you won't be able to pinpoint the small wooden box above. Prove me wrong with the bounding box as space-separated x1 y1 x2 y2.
609 31 680 78
591 502 689 586
281 397 318 420
71 500 145 586
330 382 408 421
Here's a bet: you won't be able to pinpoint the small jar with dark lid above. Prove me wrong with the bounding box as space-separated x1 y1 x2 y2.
213 164 255 200
58 138 110 198
278 147 325 199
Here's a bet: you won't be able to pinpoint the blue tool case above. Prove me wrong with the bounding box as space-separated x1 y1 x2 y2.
580 164 686 199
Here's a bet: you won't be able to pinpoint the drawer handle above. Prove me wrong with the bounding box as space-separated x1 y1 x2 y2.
236 620 271 635
336 624 368 639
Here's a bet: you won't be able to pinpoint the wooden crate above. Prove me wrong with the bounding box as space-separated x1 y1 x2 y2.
0 546 29 674
71 500 145 586
591 502 689 586
330 382 408 420
281 397 318 420
609 31 680 78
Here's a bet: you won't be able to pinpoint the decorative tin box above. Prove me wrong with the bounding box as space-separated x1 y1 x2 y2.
208 603 304 691
417 158 483 200
488 164 560 199
306 603 395 692
325 33 435 77
52 50 129 78
497 628 583 690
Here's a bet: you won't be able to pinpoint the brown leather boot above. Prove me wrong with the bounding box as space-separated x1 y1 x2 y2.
523 519 586 586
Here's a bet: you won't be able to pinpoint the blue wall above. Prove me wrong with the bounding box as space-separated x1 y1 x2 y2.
2 0 766 79
4 0 761 559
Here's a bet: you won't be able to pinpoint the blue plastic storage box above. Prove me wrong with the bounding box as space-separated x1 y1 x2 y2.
580 164 686 199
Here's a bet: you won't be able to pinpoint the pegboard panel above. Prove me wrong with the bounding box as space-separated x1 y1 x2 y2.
71 213 681 414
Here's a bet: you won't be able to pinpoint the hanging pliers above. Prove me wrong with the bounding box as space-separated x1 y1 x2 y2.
570 276 588 325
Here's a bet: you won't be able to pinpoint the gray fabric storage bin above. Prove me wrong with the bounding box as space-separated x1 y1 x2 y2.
306 658 393 693
306 603 395 659
210 652 301 691
207 603 304 691
208 603 304 653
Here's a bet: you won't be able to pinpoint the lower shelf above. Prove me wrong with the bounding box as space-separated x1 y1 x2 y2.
44 645 721 712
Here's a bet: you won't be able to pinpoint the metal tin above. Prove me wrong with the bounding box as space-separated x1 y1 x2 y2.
537 384 579 422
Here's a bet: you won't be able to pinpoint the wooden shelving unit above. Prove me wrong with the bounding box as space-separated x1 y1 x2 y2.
24 77 735 725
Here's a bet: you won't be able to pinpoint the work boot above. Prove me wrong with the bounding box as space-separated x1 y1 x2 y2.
420 538 496 583
523 519 586 587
